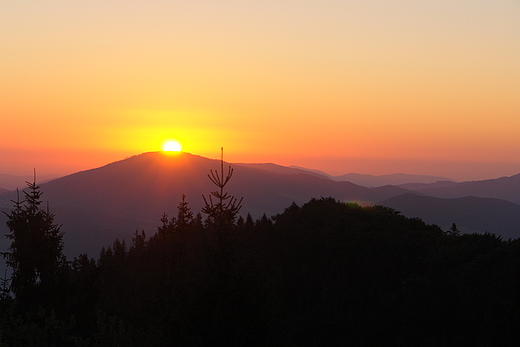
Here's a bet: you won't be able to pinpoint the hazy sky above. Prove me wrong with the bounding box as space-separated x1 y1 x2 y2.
1 1 519 181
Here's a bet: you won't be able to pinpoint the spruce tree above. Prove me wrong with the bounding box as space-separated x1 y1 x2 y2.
3 175 66 306
447 222 461 236
176 194 194 232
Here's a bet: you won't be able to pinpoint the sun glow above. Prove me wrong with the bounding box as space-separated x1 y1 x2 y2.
162 140 182 152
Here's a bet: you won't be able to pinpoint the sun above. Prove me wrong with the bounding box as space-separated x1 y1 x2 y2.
162 140 182 152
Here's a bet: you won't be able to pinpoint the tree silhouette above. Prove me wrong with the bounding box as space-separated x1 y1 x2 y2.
3 173 66 307
202 147 243 230
174 194 193 268
176 194 194 231
447 222 461 236
201 148 244 303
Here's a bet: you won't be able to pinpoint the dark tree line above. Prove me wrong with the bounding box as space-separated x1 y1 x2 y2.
3 167 520 345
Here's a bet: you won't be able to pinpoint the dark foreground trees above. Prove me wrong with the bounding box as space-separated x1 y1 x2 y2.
3 178 67 309
4 188 520 345
86 198 520 346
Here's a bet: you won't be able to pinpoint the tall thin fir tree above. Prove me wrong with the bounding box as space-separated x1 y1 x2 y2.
3 170 66 306
202 147 243 231
201 148 243 275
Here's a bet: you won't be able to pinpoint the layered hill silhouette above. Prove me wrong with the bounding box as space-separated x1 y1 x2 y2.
397 180 462 191
260 165 453 186
236 163 332 180
403 174 520 204
380 193 520 239
0 152 411 258
332 172 453 186
2 151 520 258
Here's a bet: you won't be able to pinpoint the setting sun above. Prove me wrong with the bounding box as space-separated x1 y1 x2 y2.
162 140 182 152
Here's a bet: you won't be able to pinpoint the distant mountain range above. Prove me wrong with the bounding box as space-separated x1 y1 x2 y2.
236 163 333 180
380 194 520 239
1 151 520 259
283 166 453 187
333 172 453 187
0 152 410 257
401 174 520 204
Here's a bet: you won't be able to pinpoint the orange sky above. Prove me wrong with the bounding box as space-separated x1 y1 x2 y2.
1 1 519 181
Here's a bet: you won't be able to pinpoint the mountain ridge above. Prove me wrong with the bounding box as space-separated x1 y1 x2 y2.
379 193 520 239
410 173 520 204
2 151 520 258
235 163 332 180
0 152 412 257
333 172 454 187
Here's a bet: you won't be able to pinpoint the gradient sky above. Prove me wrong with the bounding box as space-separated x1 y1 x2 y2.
1 1 519 181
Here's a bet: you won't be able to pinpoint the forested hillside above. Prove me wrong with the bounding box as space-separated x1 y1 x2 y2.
2 186 520 345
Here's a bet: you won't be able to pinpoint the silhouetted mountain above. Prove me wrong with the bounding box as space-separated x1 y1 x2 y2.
380 193 520 239
236 164 455 187
413 174 520 204
398 180 464 191
334 172 454 187
235 163 332 180
0 152 412 258
287 165 334 178
0 188 9 194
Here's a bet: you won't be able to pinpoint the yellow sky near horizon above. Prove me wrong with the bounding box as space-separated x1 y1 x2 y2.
1 1 519 180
